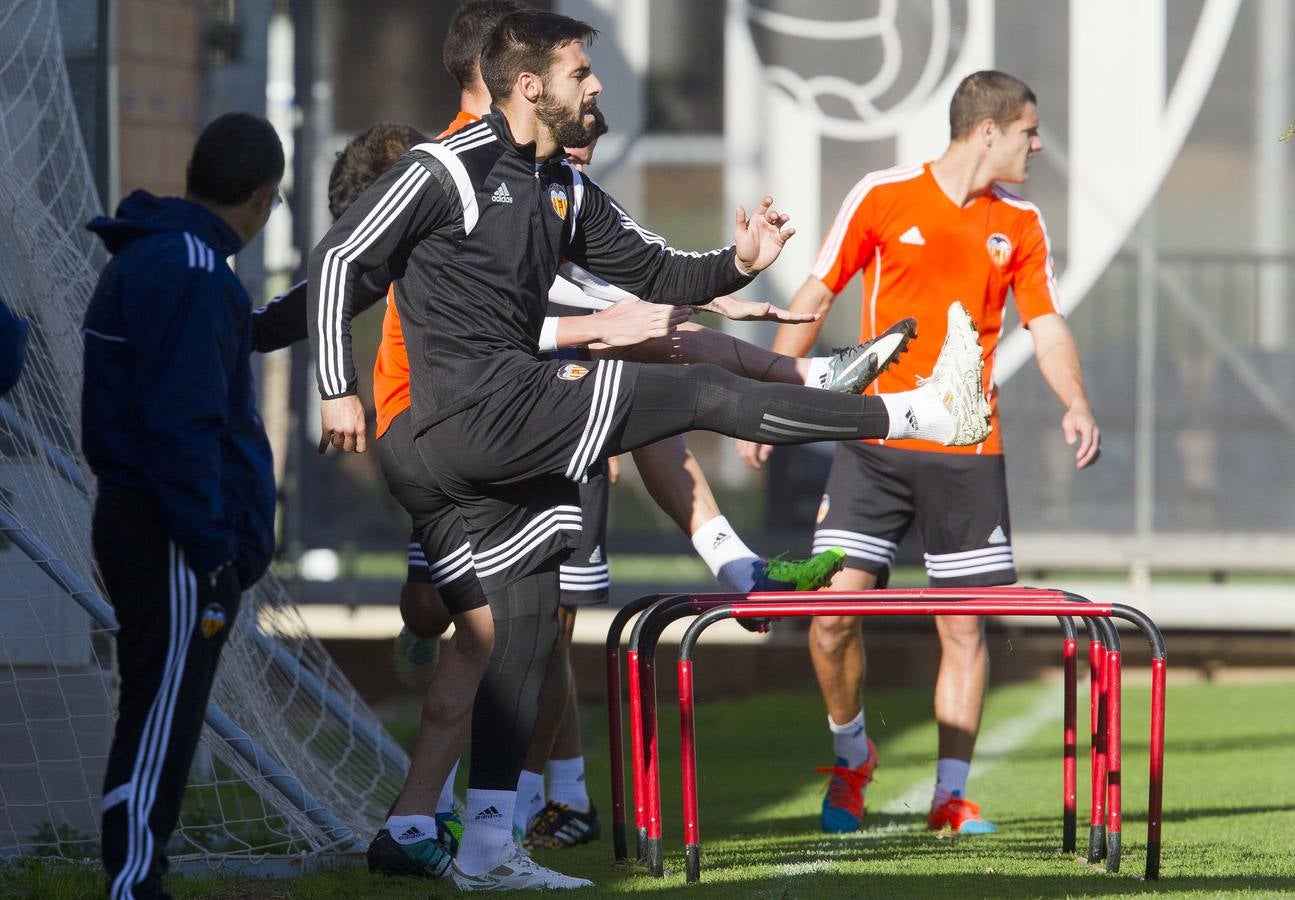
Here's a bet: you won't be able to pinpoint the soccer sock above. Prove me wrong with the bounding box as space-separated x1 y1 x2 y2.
547 756 590 813
691 515 760 592
456 789 517 874
880 388 954 443
436 759 460 816
386 813 440 846
934 758 971 802
803 355 834 389
828 710 871 769
515 769 545 834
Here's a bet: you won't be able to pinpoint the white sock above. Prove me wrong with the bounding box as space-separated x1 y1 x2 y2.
547 756 590 813
880 387 953 443
804 355 834 388
386 813 439 845
691 515 759 592
436 759 460 816
515 769 545 834
934 758 971 802
828 710 871 769
457 789 517 875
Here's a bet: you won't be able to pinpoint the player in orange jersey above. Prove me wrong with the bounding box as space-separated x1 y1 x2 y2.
738 71 1100 836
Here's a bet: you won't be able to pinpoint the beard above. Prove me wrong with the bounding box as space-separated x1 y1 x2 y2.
537 94 607 150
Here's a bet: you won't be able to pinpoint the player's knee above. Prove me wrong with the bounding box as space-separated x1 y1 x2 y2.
810 615 860 655
936 613 986 656
399 582 452 637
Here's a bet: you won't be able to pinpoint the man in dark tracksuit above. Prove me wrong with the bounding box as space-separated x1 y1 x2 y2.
82 113 284 900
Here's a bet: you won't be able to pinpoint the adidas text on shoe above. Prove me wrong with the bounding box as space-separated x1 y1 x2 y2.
817 738 879 833
917 302 991 446
822 318 918 394
525 801 602 850
741 548 847 633
366 828 453 879
450 843 592 892
928 791 997 835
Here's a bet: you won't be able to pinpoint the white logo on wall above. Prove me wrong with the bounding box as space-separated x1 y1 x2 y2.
733 0 1240 384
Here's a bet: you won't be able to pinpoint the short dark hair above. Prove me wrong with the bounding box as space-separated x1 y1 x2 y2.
186 113 284 205
327 123 429 221
949 70 1037 141
479 9 597 102
443 1 526 91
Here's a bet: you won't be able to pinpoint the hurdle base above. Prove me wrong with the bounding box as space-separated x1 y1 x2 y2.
1104 831 1121 873
636 827 647 862
647 837 664 877
613 824 628 863
1086 824 1106 862
1146 841 1160 880
685 844 700 884
1062 813 1076 853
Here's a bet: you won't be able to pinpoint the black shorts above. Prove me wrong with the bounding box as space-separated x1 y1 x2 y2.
376 409 487 613
812 442 1016 587
416 357 639 594
560 464 610 607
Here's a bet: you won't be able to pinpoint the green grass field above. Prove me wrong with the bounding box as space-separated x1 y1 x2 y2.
7 677 1295 898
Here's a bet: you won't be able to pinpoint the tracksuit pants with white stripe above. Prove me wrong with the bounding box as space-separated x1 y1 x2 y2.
94 489 241 900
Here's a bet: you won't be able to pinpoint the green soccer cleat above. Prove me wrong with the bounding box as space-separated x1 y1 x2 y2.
821 318 918 394
741 548 847 633
435 809 464 853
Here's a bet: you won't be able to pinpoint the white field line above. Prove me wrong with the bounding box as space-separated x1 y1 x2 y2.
876 687 1065 819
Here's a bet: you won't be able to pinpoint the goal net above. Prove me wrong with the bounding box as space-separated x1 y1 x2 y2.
0 0 405 869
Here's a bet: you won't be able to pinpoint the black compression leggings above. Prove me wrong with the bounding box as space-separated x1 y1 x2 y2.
611 362 893 455
468 569 562 791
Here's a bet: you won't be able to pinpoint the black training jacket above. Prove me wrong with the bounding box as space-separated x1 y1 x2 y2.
307 110 753 435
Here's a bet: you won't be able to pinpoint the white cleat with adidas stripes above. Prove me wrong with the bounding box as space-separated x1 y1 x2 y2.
916 302 992 447
449 842 592 892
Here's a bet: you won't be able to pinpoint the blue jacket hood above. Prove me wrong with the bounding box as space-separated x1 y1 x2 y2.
87 190 243 258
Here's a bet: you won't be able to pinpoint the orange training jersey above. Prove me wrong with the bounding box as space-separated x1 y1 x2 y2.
811 162 1060 455
372 111 481 438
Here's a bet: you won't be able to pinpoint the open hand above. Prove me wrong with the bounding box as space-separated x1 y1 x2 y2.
592 297 691 348
696 294 818 324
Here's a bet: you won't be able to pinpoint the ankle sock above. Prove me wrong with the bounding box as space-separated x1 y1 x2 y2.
828 710 871 769
692 515 760 592
547 756 590 813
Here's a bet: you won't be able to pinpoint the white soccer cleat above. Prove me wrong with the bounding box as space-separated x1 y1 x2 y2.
820 317 917 394
917 302 991 446
450 842 593 892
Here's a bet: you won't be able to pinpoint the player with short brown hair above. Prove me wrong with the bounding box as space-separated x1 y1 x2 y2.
738 69 1100 838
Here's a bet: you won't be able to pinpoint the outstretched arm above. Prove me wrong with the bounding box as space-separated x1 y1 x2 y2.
1030 313 1100 469
566 168 785 305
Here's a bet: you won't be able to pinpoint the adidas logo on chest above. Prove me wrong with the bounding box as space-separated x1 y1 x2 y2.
491 182 513 204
